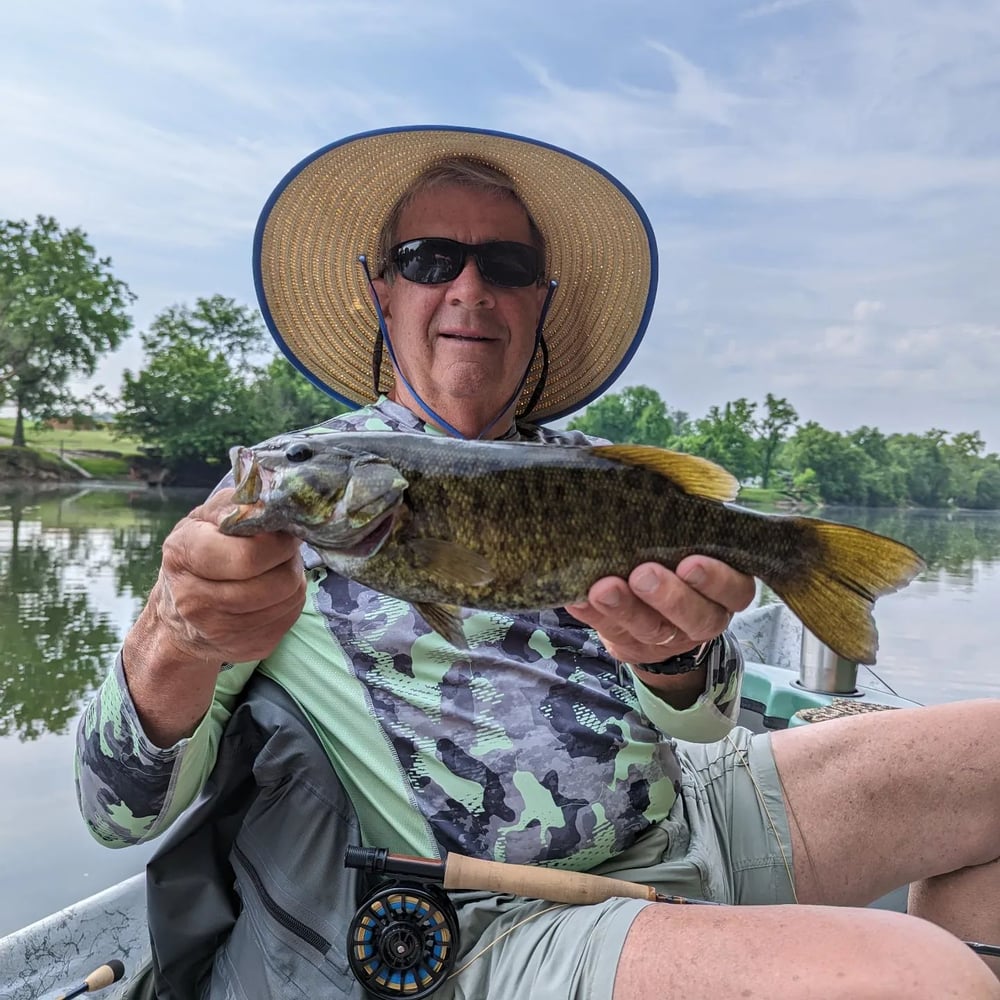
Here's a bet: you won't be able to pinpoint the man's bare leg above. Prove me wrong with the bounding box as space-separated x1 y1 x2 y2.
770 700 1000 977
613 699 1000 998
613 903 998 999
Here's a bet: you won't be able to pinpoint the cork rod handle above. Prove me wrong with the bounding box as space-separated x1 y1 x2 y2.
443 854 656 904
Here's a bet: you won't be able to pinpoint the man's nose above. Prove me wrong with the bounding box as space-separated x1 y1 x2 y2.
447 256 495 306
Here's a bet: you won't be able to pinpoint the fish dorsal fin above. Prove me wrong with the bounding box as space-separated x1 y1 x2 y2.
590 445 739 502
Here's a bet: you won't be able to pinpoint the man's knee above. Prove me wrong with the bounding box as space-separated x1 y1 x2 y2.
614 905 999 1000
867 910 1000 999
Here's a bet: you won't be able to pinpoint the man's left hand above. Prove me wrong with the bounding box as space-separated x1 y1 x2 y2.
566 555 755 666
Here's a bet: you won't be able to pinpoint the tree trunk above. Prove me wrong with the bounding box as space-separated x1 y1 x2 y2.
12 400 26 448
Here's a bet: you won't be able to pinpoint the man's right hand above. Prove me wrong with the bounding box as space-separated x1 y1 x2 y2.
122 487 307 746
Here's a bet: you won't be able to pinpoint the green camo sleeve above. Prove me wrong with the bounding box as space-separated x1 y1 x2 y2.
75 652 258 847
627 630 744 743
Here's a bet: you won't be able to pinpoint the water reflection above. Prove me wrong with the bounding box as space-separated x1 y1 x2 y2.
818 507 1000 581
0 487 201 741
3 490 1000 739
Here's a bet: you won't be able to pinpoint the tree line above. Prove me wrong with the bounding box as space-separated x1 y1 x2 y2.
568 386 1000 509
1 217 343 484
3 216 999 507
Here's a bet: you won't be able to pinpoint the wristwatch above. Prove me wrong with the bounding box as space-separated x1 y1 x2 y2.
629 634 723 675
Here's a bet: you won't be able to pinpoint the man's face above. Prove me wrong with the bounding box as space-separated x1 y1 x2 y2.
373 185 548 428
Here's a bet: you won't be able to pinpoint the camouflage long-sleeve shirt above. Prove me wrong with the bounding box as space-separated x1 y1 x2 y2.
76 399 744 871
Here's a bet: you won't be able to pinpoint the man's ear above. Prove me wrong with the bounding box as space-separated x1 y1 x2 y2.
371 276 391 321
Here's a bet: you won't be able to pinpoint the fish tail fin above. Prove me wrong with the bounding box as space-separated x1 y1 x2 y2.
775 522 925 665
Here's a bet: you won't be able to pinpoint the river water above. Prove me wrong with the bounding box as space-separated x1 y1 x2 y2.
1 485 999 937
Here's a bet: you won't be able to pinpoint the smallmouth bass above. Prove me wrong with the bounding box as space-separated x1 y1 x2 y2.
220 432 925 664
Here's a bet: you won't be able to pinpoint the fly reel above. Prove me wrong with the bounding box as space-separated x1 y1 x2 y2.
347 879 459 999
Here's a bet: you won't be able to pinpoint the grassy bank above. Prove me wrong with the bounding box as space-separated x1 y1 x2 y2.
0 419 144 479
738 485 820 509
737 486 784 504
0 419 143 454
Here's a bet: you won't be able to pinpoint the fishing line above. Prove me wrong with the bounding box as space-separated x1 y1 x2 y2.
445 903 569 981
860 663 904 700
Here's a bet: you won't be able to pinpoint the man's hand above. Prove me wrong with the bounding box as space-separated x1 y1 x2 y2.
567 556 755 702
149 488 307 665
123 488 307 745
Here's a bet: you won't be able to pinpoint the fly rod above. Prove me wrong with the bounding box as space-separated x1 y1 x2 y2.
346 846 1000 957
345 845 719 906
55 958 125 998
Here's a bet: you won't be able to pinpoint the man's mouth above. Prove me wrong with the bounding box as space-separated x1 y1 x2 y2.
439 331 497 343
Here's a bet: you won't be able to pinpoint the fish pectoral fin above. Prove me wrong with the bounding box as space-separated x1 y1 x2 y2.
590 444 739 502
415 602 468 648
407 538 496 588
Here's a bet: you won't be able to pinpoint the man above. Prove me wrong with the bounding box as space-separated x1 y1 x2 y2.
77 126 1000 999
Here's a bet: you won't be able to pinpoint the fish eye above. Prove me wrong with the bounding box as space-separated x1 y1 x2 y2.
285 442 313 463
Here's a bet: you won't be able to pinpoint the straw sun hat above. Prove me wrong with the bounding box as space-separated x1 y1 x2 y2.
253 125 658 424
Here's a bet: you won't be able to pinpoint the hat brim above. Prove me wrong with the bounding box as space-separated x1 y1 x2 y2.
253 125 657 423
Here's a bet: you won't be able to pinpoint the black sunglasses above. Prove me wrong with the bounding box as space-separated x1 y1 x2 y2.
387 237 541 288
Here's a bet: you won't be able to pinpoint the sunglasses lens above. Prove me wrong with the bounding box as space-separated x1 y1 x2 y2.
392 239 463 284
477 243 539 287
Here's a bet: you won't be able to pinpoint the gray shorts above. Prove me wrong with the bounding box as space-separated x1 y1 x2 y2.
442 727 795 1000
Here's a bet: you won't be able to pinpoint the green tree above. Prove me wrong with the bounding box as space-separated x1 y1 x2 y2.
786 423 871 504
0 216 133 446
757 394 798 488
973 462 1000 509
114 297 351 479
951 430 985 458
251 355 349 437
143 295 267 363
567 385 686 445
944 432 1000 510
115 297 273 475
886 432 952 507
676 398 759 482
848 426 906 506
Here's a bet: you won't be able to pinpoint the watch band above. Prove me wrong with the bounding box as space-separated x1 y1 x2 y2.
629 634 722 675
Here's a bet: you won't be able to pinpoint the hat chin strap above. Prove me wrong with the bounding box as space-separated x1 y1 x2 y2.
359 255 557 440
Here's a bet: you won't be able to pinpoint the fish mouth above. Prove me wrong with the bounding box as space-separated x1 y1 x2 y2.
335 508 397 559
222 445 405 561
229 445 273 503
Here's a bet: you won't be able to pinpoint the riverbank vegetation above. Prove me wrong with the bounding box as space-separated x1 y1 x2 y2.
3 216 999 507
568 386 1000 510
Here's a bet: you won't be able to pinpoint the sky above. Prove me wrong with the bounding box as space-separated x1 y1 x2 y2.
4 0 1000 449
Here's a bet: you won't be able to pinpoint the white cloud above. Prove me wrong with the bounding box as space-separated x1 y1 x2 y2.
741 0 831 18
852 300 884 323
645 42 745 126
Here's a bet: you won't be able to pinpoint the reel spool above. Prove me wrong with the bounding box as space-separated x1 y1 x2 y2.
347 880 459 999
